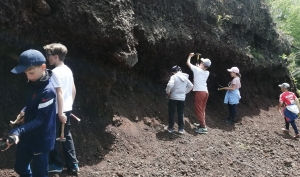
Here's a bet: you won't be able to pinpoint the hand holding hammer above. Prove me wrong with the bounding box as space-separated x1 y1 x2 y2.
10 112 25 125
195 53 201 65
56 113 67 142
218 85 227 91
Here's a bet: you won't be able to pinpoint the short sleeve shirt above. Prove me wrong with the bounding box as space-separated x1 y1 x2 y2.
231 77 241 89
190 65 209 91
279 92 297 105
50 64 74 112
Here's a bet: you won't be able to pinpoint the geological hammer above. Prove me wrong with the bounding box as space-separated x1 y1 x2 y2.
195 53 201 65
71 113 81 122
56 123 66 142
218 85 226 91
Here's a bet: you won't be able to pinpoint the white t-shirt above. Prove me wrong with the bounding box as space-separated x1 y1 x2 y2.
51 64 74 113
190 65 209 91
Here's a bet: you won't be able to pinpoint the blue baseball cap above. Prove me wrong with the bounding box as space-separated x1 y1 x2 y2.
11 49 46 74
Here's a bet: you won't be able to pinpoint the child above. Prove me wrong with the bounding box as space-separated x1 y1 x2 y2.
186 53 211 134
44 43 79 175
221 67 241 124
166 65 193 134
278 83 300 138
4 49 57 177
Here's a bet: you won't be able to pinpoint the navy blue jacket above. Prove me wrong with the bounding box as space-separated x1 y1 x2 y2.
10 70 56 152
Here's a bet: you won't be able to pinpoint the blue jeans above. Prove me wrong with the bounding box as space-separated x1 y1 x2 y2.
168 99 185 130
14 142 49 177
227 104 237 121
285 118 299 134
49 111 78 168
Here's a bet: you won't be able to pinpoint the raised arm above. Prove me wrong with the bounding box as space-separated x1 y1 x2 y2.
186 53 195 69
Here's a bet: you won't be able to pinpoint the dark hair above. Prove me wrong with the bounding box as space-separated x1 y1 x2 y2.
171 65 181 72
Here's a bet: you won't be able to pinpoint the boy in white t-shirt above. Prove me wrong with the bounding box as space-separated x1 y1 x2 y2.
44 43 79 175
187 53 211 134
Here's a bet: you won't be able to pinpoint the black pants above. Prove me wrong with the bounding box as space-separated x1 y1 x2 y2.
227 104 237 122
49 111 78 168
168 99 185 130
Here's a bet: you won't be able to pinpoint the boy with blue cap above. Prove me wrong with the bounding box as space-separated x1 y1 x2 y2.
2 49 56 177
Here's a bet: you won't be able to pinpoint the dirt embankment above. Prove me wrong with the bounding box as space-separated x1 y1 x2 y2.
0 0 298 176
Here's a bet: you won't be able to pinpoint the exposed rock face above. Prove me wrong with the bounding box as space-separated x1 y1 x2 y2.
0 0 295 173
0 0 293 129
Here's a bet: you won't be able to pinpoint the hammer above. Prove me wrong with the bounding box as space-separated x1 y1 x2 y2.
56 123 66 142
195 53 201 65
218 85 226 91
218 87 226 91
10 112 25 125
71 113 81 122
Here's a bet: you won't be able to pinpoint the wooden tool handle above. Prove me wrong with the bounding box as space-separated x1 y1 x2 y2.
60 123 65 138
196 53 201 64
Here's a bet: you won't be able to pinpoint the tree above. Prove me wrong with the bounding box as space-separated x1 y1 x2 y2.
266 0 300 88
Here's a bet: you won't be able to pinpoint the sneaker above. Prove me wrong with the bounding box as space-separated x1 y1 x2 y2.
194 127 208 134
167 128 174 133
193 123 200 127
293 134 300 139
48 164 63 173
178 129 185 134
67 163 79 175
167 127 174 133
225 119 234 125
281 128 289 133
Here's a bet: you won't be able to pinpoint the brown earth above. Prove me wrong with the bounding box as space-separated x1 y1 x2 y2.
1 85 300 177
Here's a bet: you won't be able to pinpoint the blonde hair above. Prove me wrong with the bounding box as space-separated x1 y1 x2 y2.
43 43 68 61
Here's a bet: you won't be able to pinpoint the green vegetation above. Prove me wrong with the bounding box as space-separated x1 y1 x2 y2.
251 48 264 60
217 14 232 26
266 0 300 88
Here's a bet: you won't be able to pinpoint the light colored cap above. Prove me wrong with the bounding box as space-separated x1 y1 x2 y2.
201 58 211 67
227 67 239 74
278 83 290 88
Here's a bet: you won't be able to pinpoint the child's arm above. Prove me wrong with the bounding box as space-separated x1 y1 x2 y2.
295 97 300 110
186 79 193 94
9 91 56 137
186 53 195 69
72 82 76 102
224 84 237 91
56 87 67 123
166 76 175 95
278 102 283 115
51 71 66 123
224 78 240 91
